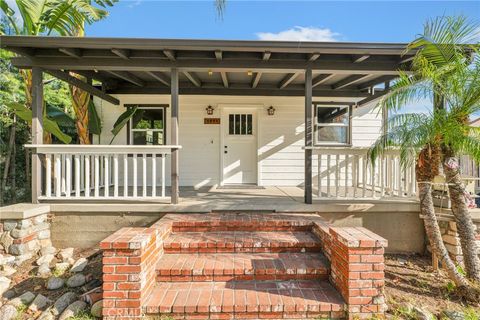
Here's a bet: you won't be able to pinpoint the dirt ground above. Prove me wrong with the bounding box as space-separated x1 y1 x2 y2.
385 254 480 318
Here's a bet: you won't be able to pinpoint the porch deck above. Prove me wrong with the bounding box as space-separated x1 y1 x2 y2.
48 186 419 213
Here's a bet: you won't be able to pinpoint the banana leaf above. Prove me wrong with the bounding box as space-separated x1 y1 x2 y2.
109 106 139 144
88 99 102 135
46 105 75 127
10 102 72 144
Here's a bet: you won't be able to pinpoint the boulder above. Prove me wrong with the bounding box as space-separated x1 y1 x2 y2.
36 254 54 266
52 292 77 316
40 246 56 256
9 291 36 307
29 294 51 313
0 265 16 278
0 276 11 297
59 300 87 320
13 253 33 266
442 310 465 320
54 262 71 275
412 306 435 320
71 258 88 273
90 300 103 318
2 289 15 300
37 309 55 320
0 233 13 253
37 263 51 277
67 274 86 288
46 277 64 290
0 304 17 320
58 248 74 262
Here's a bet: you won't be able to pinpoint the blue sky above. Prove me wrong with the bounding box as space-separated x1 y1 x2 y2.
86 0 480 43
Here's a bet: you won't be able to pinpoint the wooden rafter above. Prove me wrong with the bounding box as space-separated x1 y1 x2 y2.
146 71 170 86
312 74 335 88
111 48 130 60
331 74 371 90
163 50 176 61
105 70 145 87
278 72 301 89
59 48 81 58
183 71 201 87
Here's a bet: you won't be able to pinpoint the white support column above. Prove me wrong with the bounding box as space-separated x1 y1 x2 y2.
304 67 313 204
31 67 44 203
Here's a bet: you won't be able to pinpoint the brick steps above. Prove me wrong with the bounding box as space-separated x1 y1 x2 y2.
143 280 346 319
163 231 321 253
156 252 330 282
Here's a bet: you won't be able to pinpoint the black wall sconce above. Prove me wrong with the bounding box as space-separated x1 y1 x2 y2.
267 106 275 116
206 105 214 115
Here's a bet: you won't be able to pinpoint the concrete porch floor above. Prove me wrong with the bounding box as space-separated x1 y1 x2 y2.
49 186 420 213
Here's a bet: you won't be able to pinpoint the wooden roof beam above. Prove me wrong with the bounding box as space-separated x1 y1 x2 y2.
183 71 201 87
352 55 370 63
163 50 176 61
111 48 130 60
59 48 82 58
252 51 272 88
146 71 170 86
309 52 320 61
278 72 301 89
220 72 229 88
46 69 119 105
331 74 371 90
357 88 390 107
262 51 271 61
215 50 222 61
312 74 335 88
105 70 145 87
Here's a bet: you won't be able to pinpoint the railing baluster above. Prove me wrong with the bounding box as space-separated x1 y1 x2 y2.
326 155 331 197
55 154 61 197
133 154 137 198
113 154 119 198
161 154 166 198
335 155 340 197
353 155 358 198
85 156 90 198
362 155 367 198
380 156 385 198
74 155 80 198
104 155 109 197
151 154 156 197
65 155 71 197
344 154 349 197
397 156 402 196
45 154 52 198
142 154 147 197
371 159 376 198
317 154 322 198
123 154 128 197
94 155 99 197
61 154 66 195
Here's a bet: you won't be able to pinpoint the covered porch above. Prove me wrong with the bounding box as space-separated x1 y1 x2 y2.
0 36 417 205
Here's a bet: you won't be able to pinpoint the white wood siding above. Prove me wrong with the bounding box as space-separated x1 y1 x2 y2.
94 95 382 187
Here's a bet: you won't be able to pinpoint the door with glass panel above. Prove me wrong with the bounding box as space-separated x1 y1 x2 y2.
222 108 257 185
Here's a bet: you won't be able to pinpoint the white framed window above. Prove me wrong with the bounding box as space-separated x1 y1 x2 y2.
128 105 166 145
314 104 351 145
228 113 253 135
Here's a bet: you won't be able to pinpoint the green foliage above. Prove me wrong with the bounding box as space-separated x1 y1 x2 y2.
88 99 102 135
110 106 139 144
68 310 97 320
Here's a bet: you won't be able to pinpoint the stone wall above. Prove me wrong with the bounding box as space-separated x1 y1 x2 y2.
437 215 480 264
0 204 52 266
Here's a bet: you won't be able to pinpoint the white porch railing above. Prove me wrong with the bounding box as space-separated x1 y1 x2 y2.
26 145 181 202
309 147 417 200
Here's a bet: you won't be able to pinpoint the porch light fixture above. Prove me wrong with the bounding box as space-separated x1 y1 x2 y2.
208 69 213 76
267 106 275 116
247 70 253 76
206 105 214 115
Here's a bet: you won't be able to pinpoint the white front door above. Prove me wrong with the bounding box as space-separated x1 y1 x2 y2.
222 108 257 185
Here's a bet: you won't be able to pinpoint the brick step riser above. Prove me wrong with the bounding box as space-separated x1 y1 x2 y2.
172 226 311 232
164 247 322 254
156 274 329 282
144 311 345 319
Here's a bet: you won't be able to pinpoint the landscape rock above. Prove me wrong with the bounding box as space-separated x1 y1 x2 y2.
54 262 70 275
70 258 88 273
67 273 86 288
33 215 47 225
52 292 77 316
41 246 56 256
0 265 16 277
0 304 17 320
37 263 51 276
90 299 103 318
46 277 64 290
0 255 14 266
37 309 55 320
17 219 32 229
2 221 17 232
2 289 15 300
13 253 33 266
0 276 11 297
9 291 36 307
29 294 51 312
442 310 465 320
58 248 74 262
0 233 13 253
36 254 54 266
59 300 87 320
412 306 435 320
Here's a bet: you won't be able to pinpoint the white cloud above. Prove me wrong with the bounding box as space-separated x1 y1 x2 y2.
256 26 340 42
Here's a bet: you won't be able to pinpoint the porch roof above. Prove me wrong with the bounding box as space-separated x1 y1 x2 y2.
1 35 415 105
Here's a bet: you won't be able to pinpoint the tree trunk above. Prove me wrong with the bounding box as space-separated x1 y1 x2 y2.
442 153 480 283
1 120 16 205
69 75 91 145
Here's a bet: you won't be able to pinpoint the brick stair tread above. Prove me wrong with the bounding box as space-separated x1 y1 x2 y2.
156 252 330 280
144 280 346 315
163 231 321 253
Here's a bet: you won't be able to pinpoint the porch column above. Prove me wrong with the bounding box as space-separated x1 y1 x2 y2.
170 68 179 204
304 67 313 204
31 67 44 203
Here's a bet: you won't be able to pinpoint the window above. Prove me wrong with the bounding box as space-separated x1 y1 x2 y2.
229 113 253 135
315 104 351 145
129 106 166 145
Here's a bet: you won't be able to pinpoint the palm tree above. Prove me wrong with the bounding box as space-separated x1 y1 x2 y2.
369 16 480 296
1 0 116 144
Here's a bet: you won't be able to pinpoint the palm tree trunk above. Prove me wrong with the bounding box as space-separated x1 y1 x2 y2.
69 74 91 145
442 153 480 283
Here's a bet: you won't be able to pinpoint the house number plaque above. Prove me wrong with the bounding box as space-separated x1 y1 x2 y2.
204 118 221 124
